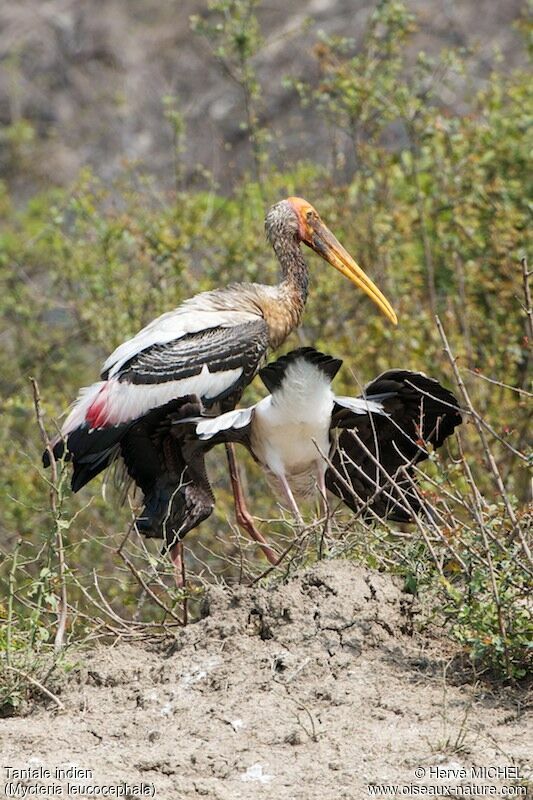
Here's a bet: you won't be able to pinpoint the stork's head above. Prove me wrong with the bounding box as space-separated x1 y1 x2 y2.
265 197 397 326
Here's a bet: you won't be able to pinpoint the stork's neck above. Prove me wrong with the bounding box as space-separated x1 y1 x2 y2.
266 237 308 348
275 236 309 306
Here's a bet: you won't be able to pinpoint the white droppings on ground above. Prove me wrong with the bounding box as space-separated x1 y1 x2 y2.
179 655 222 690
241 763 274 784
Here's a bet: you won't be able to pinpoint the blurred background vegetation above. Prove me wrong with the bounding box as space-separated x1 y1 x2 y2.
0 0 531 707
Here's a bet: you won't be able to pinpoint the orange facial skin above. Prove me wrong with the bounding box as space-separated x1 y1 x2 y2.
287 196 398 325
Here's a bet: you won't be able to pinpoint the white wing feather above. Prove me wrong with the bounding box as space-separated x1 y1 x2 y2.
334 395 387 417
62 365 244 434
196 405 255 440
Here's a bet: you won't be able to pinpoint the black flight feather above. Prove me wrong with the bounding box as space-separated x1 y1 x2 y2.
327 370 462 522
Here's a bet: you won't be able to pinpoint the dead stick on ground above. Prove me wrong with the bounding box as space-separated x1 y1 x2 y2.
5 665 65 711
31 378 68 652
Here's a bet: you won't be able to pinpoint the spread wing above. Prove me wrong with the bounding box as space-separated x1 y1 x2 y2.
170 404 257 454
327 371 462 521
121 400 216 550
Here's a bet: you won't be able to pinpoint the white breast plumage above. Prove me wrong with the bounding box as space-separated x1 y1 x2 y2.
250 360 335 482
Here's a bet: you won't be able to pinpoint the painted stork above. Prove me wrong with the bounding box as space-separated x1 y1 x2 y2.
43 198 397 568
170 347 461 543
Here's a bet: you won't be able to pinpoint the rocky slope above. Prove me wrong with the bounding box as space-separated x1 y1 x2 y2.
0 0 526 194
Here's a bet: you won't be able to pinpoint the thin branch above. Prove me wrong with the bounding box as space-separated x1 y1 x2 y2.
116 550 184 625
4 665 65 711
465 369 533 399
435 317 531 566
30 378 68 652
521 257 533 341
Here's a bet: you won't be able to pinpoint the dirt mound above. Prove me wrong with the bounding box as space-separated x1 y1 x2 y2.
1 561 530 799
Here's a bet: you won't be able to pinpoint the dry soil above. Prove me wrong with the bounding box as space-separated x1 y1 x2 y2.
1 561 530 799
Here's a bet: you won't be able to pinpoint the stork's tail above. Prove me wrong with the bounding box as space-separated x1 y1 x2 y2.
43 422 127 492
259 347 342 393
41 381 125 491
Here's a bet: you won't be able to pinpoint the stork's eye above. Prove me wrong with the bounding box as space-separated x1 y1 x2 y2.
306 209 316 221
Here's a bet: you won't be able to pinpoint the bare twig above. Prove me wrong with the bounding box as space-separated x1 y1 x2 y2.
4 665 65 711
517 256 533 395
179 543 188 626
435 317 531 566
6 540 21 668
30 378 68 652
454 251 473 366
116 550 184 625
521 257 533 342
465 369 533 399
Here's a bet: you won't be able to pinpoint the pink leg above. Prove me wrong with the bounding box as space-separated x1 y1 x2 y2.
225 443 279 565
170 541 185 588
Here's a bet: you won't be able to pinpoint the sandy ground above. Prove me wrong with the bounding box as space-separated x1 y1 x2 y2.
1 561 531 799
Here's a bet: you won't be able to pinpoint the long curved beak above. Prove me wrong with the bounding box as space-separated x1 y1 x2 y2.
308 220 398 325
